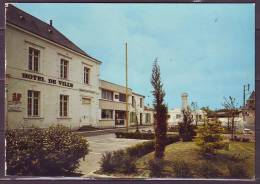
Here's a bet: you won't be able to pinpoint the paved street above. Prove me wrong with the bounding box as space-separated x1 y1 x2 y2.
78 133 148 177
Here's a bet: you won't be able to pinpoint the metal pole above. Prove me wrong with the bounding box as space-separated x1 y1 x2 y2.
243 85 245 108
125 43 129 132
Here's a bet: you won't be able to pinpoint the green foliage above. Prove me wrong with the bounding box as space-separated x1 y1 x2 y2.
100 152 115 172
151 59 168 159
126 141 155 158
178 108 196 141
148 159 164 177
100 135 180 174
195 120 227 155
115 131 155 140
6 125 89 176
125 135 180 158
100 150 136 174
172 159 192 177
196 161 222 178
227 162 249 178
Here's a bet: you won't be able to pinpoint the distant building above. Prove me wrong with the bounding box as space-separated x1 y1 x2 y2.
144 106 154 125
99 80 149 128
243 91 255 130
208 110 244 130
168 93 206 127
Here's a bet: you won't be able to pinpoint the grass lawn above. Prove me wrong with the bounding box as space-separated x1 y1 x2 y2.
135 141 255 179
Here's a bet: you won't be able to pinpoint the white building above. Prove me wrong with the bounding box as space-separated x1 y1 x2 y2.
5 5 152 130
168 93 206 127
6 5 101 130
99 80 151 128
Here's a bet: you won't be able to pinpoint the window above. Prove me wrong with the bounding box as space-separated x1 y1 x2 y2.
119 93 126 102
60 95 69 117
60 59 69 79
28 47 40 72
140 98 143 108
130 112 137 123
27 90 40 116
132 96 135 107
146 113 151 123
102 89 113 101
12 93 22 102
115 94 119 99
176 114 181 119
101 109 113 119
84 67 89 84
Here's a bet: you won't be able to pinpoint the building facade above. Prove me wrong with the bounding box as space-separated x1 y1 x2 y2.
168 92 206 127
6 5 101 130
6 5 151 130
99 80 151 128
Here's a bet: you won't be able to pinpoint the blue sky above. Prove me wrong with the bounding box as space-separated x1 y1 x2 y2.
14 3 255 110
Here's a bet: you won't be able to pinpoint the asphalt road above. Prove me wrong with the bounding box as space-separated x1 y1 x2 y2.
78 133 148 177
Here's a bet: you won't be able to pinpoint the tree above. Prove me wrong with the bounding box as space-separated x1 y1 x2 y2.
200 106 212 126
191 101 198 126
151 58 168 159
178 107 196 141
195 120 226 155
222 96 239 140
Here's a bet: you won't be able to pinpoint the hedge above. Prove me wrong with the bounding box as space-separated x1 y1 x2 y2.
126 134 180 158
6 125 89 176
115 131 155 139
100 134 180 173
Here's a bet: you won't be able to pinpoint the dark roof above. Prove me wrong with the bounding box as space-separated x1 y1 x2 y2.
6 4 101 63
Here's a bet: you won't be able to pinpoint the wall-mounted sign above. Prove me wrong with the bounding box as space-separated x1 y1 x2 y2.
22 73 73 88
8 101 22 112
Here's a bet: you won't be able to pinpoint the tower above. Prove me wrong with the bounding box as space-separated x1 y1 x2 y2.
181 92 188 110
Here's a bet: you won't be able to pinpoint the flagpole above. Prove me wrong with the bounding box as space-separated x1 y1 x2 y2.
125 42 129 132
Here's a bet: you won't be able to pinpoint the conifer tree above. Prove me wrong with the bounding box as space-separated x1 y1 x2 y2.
178 107 196 141
151 58 168 159
196 120 226 155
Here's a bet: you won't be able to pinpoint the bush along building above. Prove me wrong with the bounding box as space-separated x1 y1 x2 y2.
5 4 152 130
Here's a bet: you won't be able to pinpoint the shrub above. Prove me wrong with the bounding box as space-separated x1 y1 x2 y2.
227 162 249 178
100 135 180 174
168 125 179 132
195 120 227 155
172 159 192 177
242 138 250 142
100 152 115 172
126 135 180 158
115 131 155 140
100 150 136 174
148 159 164 177
178 108 196 141
126 141 155 158
229 153 249 162
6 125 89 176
196 161 222 178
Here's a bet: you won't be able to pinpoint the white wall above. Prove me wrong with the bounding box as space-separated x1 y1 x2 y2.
6 24 100 130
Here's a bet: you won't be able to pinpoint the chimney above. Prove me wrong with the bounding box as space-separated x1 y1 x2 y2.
49 20 53 27
181 92 188 110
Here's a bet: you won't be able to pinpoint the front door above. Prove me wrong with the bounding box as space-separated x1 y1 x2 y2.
115 110 125 127
81 98 91 126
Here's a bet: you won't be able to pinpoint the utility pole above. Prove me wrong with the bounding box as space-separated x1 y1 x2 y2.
243 83 250 121
243 84 250 108
125 43 129 132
